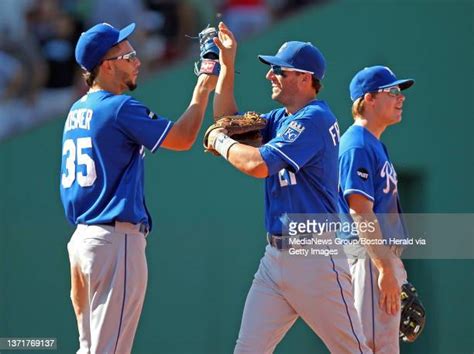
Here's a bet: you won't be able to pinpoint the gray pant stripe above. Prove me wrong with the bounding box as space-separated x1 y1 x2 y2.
114 234 128 354
329 254 364 354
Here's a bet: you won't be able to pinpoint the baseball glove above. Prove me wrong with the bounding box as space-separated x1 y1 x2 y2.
203 112 267 154
194 26 220 76
400 282 426 342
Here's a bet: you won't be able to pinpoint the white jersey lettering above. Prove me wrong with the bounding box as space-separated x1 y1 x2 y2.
65 109 93 132
381 161 398 194
329 122 340 146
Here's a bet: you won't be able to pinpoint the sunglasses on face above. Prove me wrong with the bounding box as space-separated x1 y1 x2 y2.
377 86 402 97
104 50 138 63
270 65 314 77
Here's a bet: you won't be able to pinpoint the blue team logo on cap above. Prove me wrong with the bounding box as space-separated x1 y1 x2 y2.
282 121 305 142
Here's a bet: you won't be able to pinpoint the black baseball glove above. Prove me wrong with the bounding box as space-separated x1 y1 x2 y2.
400 282 426 342
194 26 220 76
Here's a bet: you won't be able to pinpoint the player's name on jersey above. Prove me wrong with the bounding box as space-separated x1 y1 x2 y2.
65 108 93 132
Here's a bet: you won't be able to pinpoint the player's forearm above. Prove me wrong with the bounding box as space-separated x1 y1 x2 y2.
165 86 212 151
214 65 238 118
226 143 268 178
182 86 213 143
350 211 397 271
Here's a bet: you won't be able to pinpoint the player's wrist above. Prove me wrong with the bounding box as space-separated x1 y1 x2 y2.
373 255 397 272
196 78 215 92
213 132 237 160
220 60 235 69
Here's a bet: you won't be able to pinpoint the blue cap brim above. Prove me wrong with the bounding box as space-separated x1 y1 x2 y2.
116 23 136 45
379 78 415 91
258 55 294 68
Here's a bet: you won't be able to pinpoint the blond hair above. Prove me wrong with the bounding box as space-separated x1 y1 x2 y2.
351 93 378 119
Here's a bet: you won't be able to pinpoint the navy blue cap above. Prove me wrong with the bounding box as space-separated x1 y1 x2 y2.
75 22 136 71
258 41 326 80
349 65 414 101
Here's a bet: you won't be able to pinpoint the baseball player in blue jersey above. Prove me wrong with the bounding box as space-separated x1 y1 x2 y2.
60 23 216 353
338 65 415 353
206 22 371 354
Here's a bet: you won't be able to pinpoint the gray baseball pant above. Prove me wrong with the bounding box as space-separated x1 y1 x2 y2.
347 245 407 354
234 244 372 354
67 223 148 354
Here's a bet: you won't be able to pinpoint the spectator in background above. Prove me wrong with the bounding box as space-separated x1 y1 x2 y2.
0 50 27 139
0 0 47 106
218 0 271 40
0 0 48 140
144 0 198 66
89 0 149 29
89 0 169 73
0 0 32 41
0 0 325 143
0 51 24 102
268 0 331 19
22 0 83 121
27 0 84 90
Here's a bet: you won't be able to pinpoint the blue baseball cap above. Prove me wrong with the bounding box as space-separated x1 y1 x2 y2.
75 22 136 71
349 65 414 101
258 41 326 80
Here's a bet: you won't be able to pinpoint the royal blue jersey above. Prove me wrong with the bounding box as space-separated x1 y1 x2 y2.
60 91 173 230
338 125 407 240
259 100 340 235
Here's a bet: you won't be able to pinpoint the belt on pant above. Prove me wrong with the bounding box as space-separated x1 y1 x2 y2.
101 221 149 236
267 233 315 251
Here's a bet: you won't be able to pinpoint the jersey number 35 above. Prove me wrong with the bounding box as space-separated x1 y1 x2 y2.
61 137 97 189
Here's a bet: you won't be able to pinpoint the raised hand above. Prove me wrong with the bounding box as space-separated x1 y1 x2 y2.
214 22 237 67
